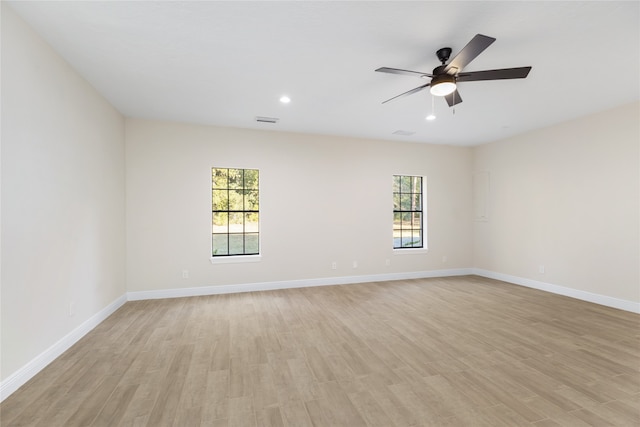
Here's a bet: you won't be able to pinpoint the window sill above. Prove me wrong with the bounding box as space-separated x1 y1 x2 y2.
210 255 262 264
393 248 429 255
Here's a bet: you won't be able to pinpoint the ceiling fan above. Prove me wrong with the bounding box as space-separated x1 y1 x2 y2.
376 34 532 107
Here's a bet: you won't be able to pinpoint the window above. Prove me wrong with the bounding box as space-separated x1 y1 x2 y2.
212 168 259 257
393 175 424 249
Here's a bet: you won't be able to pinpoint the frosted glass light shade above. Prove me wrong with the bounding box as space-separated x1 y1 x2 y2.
429 74 456 96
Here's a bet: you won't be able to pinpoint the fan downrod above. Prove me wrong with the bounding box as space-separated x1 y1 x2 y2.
436 47 452 65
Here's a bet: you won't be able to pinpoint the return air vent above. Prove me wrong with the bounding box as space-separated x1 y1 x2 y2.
255 116 279 124
392 130 415 136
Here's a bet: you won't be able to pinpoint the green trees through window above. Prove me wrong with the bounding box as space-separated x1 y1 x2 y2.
393 175 423 249
212 168 259 256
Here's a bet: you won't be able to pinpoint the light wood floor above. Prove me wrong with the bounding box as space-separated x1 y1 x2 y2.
2 276 639 426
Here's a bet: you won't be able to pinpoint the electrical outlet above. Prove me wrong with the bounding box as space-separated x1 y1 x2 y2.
69 302 76 317
385 259 390 266
331 262 337 270
352 261 358 269
182 270 189 279
442 255 448 263
539 265 545 274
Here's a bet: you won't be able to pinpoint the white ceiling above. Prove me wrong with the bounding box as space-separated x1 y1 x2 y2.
7 1 640 146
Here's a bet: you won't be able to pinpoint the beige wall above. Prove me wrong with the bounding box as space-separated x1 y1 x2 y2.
1 5 126 381
125 119 473 292
473 102 640 303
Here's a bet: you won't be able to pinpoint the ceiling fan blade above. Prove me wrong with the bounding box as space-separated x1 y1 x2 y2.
456 66 532 82
444 34 496 74
382 83 431 104
444 89 463 107
376 67 432 78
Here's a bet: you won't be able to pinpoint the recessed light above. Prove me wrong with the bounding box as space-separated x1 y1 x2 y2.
279 95 291 104
426 114 436 121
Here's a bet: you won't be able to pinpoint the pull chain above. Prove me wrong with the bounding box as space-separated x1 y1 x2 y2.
431 94 435 117
453 90 456 115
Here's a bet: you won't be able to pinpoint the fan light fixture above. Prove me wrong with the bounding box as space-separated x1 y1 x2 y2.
430 75 456 97
377 34 532 106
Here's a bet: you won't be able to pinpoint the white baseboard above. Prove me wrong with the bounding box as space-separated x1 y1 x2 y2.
0 294 127 402
127 268 474 300
472 268 640 314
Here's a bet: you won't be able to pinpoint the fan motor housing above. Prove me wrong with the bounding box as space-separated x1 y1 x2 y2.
436 47 452 64
433 65 448 75
431 73 455 86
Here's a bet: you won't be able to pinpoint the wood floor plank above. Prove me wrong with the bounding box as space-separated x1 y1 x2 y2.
115 382 158 426
278 399 313 427
228 396 256 427
285 357 321 401
91 383 139 427
201 369 230 423
229 357 252 399
250 364 279 410
315 381 368 426
65 374 121 426
2 276 639 426
302 346 335 383
146 343 194 426
347 390 394 427
255 407 285 427
359 373 418 427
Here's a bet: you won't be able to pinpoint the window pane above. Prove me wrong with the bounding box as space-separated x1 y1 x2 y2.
401 229 421 247
401 231 415 247
245 213 259 233
212 212 228 233
212 168 228 189
228 169 243 189
228 189 243 211
212 234 228 256
412 212 422 229
400 176 412 192
401 212 412 225
245 190 259 211
245 234 259 254
393 175 401 192
229 212 243 233
393 193 400 210
400 193 412 211
393 212 402 231
415 229 423 246
244 169 259 189
212 189 228 210
413 193 422 210
413 176 422 193
229 234 244 255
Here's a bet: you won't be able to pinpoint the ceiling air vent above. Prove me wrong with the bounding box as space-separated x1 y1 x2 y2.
255 116 279 124
393 130 415 136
